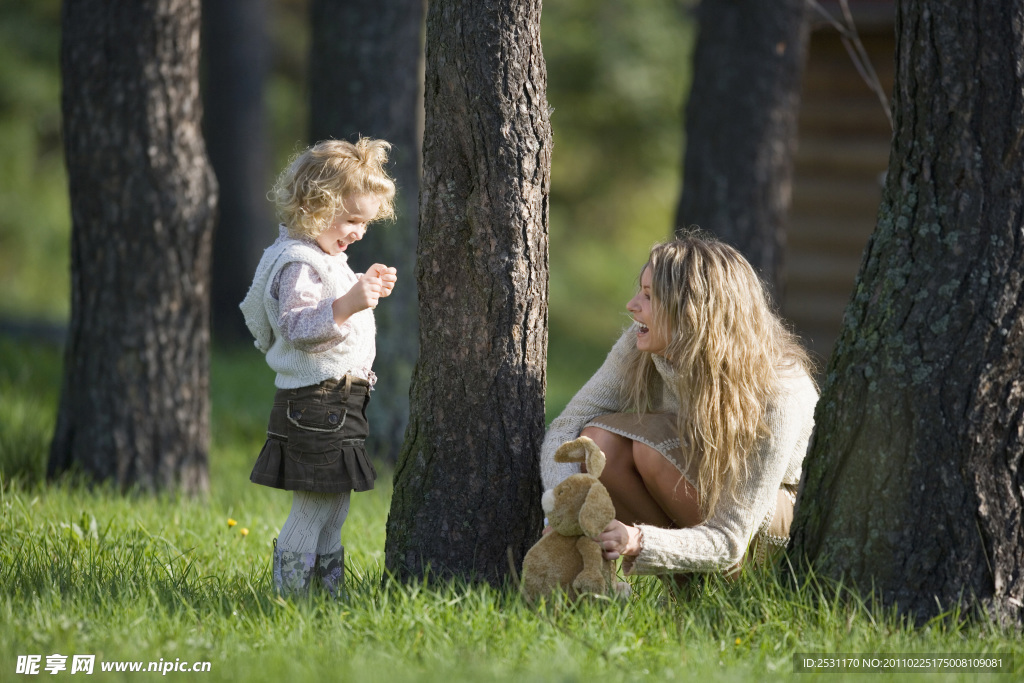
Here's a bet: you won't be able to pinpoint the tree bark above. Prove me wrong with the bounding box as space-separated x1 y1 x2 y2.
384 0 550 585
674 0 810 299
789 1 1024 626
50 0 216 495
308 0 425 464
203 0 272 345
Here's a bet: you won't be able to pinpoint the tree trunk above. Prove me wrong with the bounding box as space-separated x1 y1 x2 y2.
674 0 810 299
50 0 216 495
789 1 1024 626
308 0 425 464
384 0 550 585
203 0 272 345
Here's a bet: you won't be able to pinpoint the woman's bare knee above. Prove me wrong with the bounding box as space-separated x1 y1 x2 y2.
631 440 670 476
573 429 668 526
633 441 702 527
580 426 634 474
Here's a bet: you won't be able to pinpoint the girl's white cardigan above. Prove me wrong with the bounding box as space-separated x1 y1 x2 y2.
239 229 375 389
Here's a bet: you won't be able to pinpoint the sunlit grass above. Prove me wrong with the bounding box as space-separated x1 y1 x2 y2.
1 338 1021 682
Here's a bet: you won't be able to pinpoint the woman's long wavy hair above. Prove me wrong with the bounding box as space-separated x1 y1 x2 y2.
623 234 813 519
271 137 396 239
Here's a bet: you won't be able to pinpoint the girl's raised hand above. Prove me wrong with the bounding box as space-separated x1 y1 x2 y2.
332 268 387 325
368 263 398 297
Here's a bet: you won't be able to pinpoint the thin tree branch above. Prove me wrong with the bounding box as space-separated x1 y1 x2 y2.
806 0 894 131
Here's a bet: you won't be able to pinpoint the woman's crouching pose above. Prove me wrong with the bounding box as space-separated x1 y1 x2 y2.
539 234 818 580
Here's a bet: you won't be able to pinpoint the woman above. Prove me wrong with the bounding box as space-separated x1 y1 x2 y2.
539 235 818 577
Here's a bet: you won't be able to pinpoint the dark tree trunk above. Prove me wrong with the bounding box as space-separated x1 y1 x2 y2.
203 0 272 345
384 0 550 585
674 0 810 299
789 1 1024 626
308 0 425 464
50 0 216 494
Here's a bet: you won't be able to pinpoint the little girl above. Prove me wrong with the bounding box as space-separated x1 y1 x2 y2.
240 138 398 598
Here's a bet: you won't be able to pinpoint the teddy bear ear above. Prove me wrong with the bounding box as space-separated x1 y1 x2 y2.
554 436 589 464
584 439 606 479
579 484 615 538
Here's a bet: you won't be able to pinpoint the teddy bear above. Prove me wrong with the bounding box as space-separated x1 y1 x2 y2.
520 435 618 601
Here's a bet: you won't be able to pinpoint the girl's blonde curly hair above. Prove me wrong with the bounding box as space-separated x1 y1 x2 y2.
270 137 397 240
623 233 814 519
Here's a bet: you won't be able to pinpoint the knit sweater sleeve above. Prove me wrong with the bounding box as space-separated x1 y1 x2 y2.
629 371 818 574
274 262 349 353
539 327 638 490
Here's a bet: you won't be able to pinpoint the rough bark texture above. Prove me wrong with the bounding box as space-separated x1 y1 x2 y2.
308 0 425 464
790 1 1024 626
50 0 216 494
384 0 550 585
203 0 272 344
675 0 810 299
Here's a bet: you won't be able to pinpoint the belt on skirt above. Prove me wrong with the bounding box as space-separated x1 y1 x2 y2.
266 374 369 443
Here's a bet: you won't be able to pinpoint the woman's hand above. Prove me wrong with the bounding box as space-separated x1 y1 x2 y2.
595 519 643 561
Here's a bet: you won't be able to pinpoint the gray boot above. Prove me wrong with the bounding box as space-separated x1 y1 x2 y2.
272 539 316 598
317 546 345 600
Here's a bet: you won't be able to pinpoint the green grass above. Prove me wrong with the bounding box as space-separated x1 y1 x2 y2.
2 337 1022 682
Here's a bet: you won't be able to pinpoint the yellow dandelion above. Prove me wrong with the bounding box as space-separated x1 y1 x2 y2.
240 528 249 537
227 518 237 528
734 638 742 646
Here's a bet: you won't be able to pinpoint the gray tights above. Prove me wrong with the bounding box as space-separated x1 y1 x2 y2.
277 490 350 555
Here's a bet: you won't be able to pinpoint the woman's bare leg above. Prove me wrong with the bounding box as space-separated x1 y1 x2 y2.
581 426 675 527
626 442 703 592
581 427 701 591
632 441 702 528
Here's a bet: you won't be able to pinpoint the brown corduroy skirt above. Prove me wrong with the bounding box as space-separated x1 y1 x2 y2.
250 375 376 493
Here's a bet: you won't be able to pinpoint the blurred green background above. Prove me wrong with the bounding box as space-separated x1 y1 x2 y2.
0 0 694 420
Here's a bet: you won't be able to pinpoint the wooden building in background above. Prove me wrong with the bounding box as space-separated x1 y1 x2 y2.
783 1 895 364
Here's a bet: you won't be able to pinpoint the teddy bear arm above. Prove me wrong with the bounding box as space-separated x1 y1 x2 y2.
572 535 612 595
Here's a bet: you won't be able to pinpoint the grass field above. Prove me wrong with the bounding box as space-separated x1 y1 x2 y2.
1 336 1021 682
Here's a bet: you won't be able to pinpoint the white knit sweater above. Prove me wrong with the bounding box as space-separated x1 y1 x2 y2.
539 325 818 574
239 228 376 389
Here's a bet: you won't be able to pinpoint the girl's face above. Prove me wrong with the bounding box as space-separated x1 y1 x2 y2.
315 194 382 256
626 266 670 355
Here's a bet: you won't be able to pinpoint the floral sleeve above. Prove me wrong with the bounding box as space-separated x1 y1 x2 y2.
271 262 349 353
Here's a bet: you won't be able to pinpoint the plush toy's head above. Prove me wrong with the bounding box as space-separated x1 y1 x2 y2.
542 436 611 538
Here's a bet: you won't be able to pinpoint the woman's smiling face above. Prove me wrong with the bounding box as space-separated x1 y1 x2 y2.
626 266 669 355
